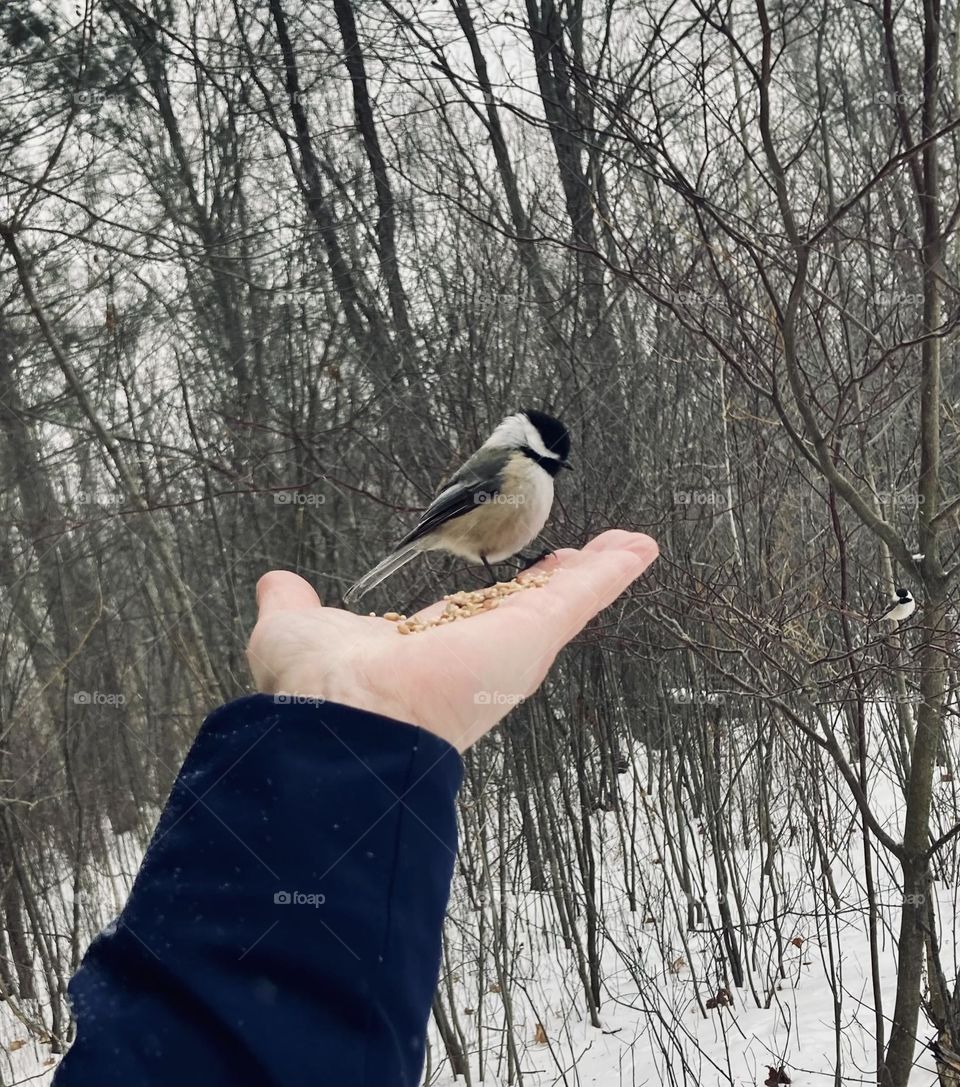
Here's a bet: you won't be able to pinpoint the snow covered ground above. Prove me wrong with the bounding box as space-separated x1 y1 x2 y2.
424 709 958 1086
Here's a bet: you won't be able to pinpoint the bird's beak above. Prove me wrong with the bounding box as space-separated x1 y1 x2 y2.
562 461 574 471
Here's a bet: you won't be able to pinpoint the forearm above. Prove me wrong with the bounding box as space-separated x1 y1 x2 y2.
53 694 463 1087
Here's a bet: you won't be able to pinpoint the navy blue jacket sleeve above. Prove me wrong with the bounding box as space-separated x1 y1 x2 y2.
52 694 464 1087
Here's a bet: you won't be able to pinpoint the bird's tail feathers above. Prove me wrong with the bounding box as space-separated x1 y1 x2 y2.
343 544 420 605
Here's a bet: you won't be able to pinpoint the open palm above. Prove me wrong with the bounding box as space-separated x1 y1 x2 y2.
247 530 658 751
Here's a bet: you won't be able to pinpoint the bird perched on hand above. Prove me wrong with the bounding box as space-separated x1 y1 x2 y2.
344 409 572 605
875 587 916 625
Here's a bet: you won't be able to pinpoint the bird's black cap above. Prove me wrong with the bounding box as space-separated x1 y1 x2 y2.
522 409 571 463
895 587 910 598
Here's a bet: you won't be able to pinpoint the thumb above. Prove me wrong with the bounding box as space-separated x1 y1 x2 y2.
254 571 323 619
247 572 323 693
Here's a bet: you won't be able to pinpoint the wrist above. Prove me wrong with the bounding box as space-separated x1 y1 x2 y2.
274 670 426 738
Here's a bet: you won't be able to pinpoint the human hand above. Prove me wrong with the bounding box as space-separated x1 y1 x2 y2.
246 530 658 752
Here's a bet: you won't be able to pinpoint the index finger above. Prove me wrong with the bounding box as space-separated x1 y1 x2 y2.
526 531 658 628
408 530 657 630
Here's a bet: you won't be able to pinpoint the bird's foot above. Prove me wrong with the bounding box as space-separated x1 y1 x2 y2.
518 549 552 572
474 551 552 588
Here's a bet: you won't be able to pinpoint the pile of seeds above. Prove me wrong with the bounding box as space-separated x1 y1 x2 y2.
371 570 554 634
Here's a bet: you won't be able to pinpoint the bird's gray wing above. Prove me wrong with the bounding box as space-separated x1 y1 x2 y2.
395 446 507 549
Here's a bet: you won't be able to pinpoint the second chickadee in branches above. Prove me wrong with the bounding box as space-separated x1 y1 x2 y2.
876 587 916 625
344 409 572 605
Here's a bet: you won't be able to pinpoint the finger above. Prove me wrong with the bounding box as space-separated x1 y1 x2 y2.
408 528 656 626
517 533 657 600
255 570 323 618
514 532 657 576
581 529 660 562
510 534 658 639
472 537 658 702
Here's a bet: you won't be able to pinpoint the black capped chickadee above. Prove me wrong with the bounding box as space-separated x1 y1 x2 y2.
876 587 916 625
344 409 572 605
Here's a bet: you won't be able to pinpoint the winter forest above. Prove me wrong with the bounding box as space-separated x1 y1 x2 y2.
2 0 960 1083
